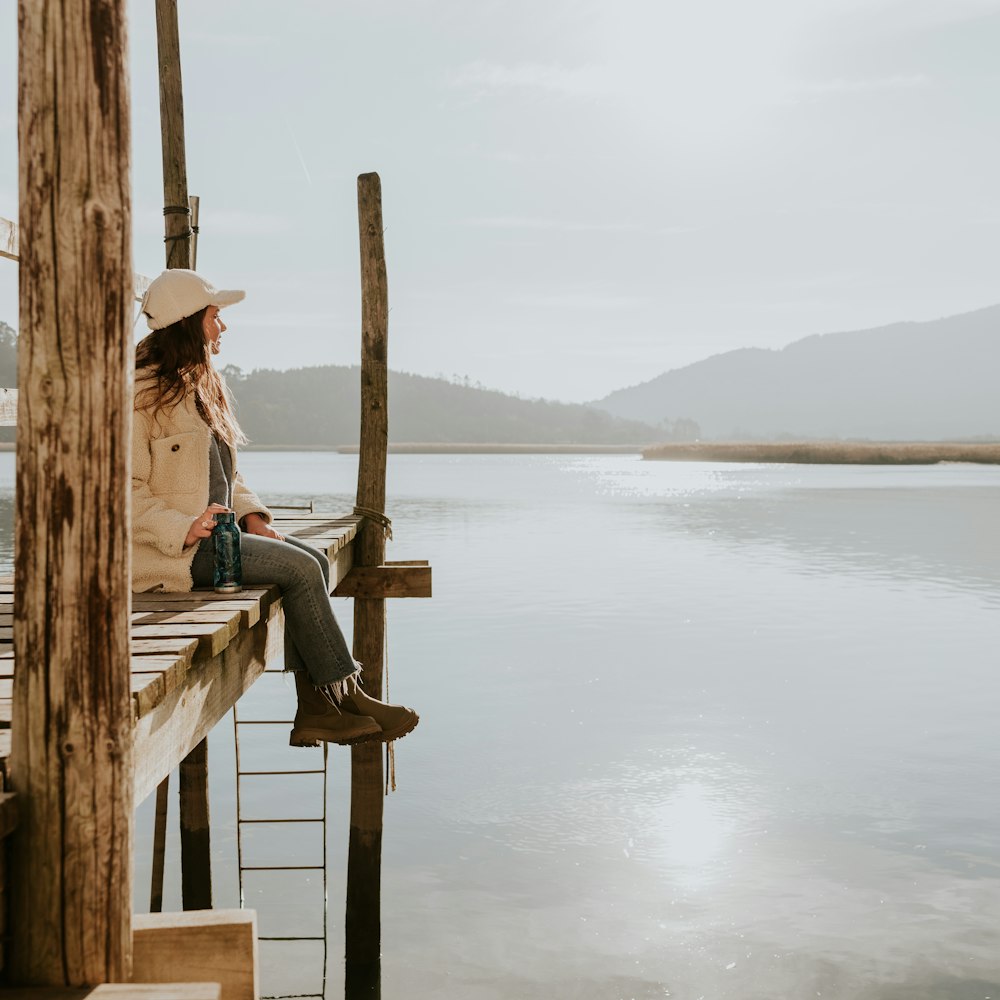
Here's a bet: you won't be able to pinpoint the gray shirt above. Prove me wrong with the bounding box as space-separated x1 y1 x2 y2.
199 434 234 552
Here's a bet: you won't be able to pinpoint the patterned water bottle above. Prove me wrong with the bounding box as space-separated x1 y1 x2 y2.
212 512 242 593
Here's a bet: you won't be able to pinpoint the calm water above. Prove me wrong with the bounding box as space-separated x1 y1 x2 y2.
2 453 998 999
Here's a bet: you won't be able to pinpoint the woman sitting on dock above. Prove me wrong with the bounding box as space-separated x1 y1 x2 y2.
131 268 418 747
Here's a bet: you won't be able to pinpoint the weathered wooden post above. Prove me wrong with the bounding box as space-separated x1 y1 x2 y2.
154 0 213 911
9 0 134 986
155 0 193 271
345 172 389 998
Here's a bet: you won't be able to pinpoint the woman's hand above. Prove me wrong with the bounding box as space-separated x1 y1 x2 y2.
184 504 231 548
243 511 284 541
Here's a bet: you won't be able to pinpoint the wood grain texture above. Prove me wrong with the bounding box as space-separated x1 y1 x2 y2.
11 0 134 985
132 911 258 1000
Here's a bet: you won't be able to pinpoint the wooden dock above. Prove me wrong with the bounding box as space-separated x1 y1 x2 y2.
0 509 429 996
0 513 362 803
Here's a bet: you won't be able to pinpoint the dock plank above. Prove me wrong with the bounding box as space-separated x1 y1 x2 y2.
131 609 244 629
131 622 235 659
131 674 166 720
132 637 199 662
134 587 275 616
133 597 261 628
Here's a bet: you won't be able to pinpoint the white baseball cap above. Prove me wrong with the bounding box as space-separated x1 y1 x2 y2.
141 269 245 330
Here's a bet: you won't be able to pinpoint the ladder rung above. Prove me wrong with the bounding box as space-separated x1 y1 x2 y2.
240 864 324 871
258 936 325 942
238 817 323 824
234 719 296 725
238 769 325 776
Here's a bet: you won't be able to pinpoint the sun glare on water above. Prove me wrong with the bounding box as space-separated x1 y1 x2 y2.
656 781 734 884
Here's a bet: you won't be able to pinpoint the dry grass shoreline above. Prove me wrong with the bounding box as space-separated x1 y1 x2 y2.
642 441 1000 464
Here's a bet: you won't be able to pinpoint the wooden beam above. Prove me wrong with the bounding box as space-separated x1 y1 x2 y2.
149 778 169 913
11 0 134 985
189 195 200 270
132 910 258 1000
330 541 354 593
334 565 431 599
346 170 389 987
179 739 212 910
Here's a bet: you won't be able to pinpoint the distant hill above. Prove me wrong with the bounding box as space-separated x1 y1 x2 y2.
592 305 1000 440
0 322 659 446
223 365 660 447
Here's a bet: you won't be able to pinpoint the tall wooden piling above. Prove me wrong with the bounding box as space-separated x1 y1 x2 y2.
155 0 193 270
345 172 390 997
10 0 134 985
155 0 213 907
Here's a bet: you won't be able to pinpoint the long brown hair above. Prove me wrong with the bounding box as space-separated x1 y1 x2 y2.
135 307 247 446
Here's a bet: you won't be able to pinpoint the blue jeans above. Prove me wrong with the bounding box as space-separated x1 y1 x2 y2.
190 533 358 687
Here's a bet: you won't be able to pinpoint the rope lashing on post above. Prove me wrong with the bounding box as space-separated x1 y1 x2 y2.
162 204 194 243
162 205 195 268
353 505 393 541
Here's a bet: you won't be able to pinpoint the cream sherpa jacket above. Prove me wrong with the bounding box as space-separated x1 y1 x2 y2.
131 368 272 593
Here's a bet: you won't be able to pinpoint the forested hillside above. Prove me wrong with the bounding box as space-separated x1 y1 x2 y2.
222 365 660 447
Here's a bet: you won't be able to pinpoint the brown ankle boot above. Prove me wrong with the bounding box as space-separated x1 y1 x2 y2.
289 671 382 747
340 681 420 743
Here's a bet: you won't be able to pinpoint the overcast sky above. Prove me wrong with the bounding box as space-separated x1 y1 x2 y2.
2 0 999 401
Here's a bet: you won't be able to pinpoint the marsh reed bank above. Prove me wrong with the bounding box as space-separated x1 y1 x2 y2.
642 441 1000 464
